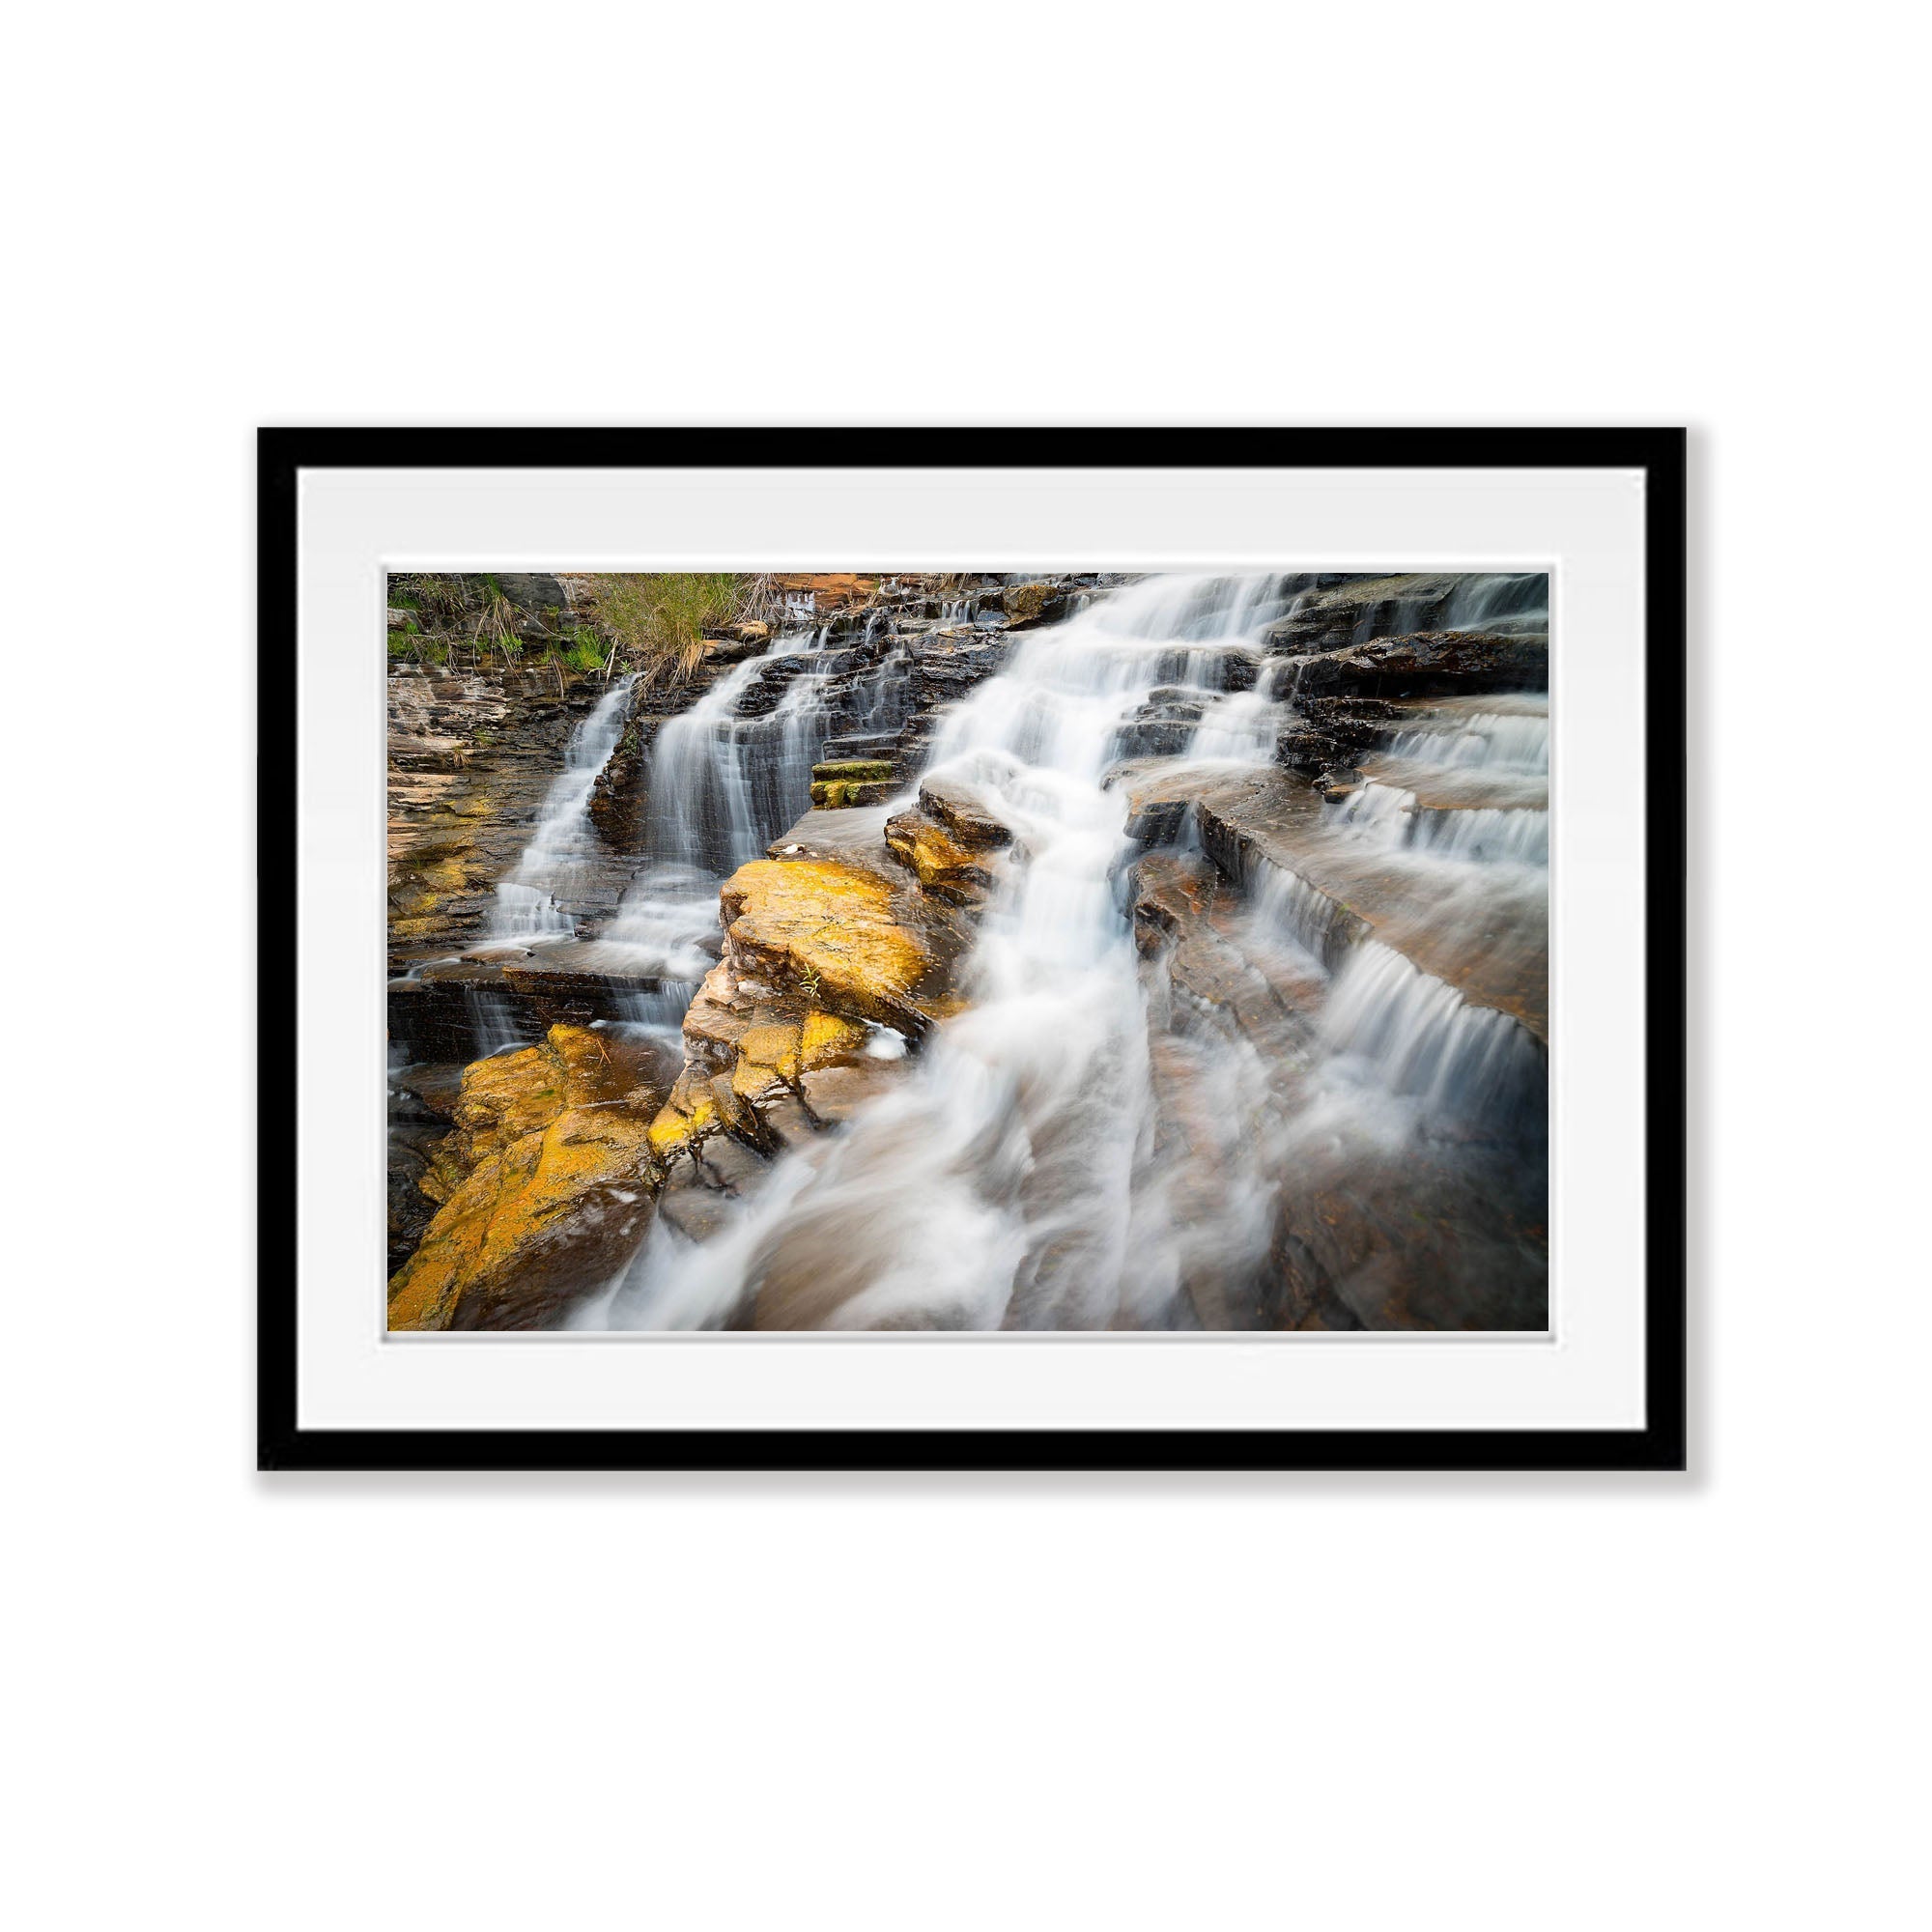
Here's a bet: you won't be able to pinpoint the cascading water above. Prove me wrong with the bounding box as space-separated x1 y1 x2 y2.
1408 805 1548 866
600 622 906 1033
1323 776 1549 867
1386 704 1549 773
1320 940 1546 1141
488 675 638 943
597 574 1313 1331
400 568 1548 1332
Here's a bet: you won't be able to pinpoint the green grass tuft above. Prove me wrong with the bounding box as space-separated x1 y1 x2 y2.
584 573 748 688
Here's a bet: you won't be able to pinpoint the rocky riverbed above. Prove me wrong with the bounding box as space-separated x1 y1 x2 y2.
386 570 1549 1331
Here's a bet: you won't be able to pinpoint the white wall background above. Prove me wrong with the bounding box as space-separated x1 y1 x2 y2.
6 5 1923 1928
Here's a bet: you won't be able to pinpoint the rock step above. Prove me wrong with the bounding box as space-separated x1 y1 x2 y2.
388 942 716 1063
820 732 900 760
1118 765 1548 1044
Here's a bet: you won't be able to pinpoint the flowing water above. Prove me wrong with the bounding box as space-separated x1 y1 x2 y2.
596 574 1318 1330
488 675 638 943
410 572 1548 1329
600 623 907 1033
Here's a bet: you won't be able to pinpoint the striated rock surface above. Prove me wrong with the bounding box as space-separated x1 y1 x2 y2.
386 668 593 960
1259 573 1548 656
1275 630 1548 704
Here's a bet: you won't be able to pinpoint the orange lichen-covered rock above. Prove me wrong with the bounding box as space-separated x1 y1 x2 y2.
718 859 935 1032
418 1023 669 1204
728 1009 872 1100
647 1066 724 1157
801 1009 868 1066
387 1023 671 1330
387 1103 659 1330
884 810 996 905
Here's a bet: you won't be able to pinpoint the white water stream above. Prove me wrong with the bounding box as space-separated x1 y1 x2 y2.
436 572 1548 1329
597 575 1307 1330
487 674 638 944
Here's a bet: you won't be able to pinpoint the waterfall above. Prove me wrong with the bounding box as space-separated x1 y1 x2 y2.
1346 570 1549 642
1438 571 1548 635
554 570 1548 1332
641 626 887 875
463 985 528 1057
1408 806 1548 866
602 862 722 1033
597 625 885 1033
488 675 637 944
1324 780 1419 842
1387 708 1549 773
641 641 807 876
1323 781 1548 867
1320 942 1546 1142
1243 856 1355 971
602 574 1303 1331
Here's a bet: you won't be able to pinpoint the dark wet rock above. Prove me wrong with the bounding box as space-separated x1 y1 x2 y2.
389 945 712 1065
386 1089 446 1270
1274 729 1338 776
1276 692 1446 778
1111 691 1206 760
905 628 1012 708
397 1063 465 1122
495 572 569 613
659 1134 772 1244
1107 759 1194 844
917 776 1013 849
1266 1149 1548 1331
1141 686 1207 721
697 627 772 667
1260 572 1548 655
819 730 900 762
1126 795 1192 844
1287 631 1548 702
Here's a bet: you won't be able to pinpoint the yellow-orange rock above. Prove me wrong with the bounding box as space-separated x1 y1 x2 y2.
719 860 934 1031
647 1066 724 1157
419 1024 668 1204
728 1009 871 1100
884 810 995 905
388 1024 670 1330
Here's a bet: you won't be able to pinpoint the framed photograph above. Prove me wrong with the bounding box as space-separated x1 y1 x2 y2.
260 427 1685 1471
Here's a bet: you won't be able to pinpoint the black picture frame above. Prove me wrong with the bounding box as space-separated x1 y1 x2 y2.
259 427 1687 1473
